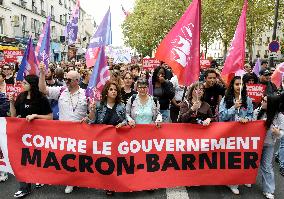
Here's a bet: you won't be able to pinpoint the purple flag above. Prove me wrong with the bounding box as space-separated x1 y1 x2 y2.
86 7 112 67
65 0 80 45
86 47 110 101
16 37 38 81
35 16 51 69
253 58 261 77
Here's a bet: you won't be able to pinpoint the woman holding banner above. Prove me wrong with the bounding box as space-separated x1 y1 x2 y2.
254 95 284 199
9 75 53 198
126 78 162 127
85 81 127 196
219 76 254 195
178 82 213 125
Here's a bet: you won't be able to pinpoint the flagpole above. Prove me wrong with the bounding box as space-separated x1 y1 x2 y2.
238 75 243 114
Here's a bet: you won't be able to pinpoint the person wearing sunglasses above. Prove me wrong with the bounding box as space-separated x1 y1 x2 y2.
38 62 87 194
259 69 277 96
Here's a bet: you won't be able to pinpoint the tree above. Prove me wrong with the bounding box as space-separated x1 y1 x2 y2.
122 0 276 60
122 0 191 56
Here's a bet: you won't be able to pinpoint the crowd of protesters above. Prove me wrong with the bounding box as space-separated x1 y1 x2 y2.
0 59 284 199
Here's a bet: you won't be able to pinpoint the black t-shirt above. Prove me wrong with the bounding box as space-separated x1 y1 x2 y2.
203 84 225 115
5 76 14 85
103 105 121 126
15 92 52 118
121 89 137 104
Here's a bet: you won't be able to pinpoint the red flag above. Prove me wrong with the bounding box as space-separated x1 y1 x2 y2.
155 0 201 86
221 0 247 76
271 62 284 88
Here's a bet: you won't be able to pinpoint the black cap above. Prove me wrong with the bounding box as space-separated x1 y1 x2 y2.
259 69 272 76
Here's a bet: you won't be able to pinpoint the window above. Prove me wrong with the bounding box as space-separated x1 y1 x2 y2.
20 0 27 7
0 0 3 6
40 0 44 11
64 14 67 25
266 37 270 44
32 0 37 12
31 18 35 32
51 25 56 38
51 5 54 17
21 15 27 31
0 18 3 34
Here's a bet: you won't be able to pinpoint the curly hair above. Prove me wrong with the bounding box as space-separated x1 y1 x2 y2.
224 76 248 109
101 81 121 104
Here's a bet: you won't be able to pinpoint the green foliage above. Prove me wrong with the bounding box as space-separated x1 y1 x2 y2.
122 0 277 58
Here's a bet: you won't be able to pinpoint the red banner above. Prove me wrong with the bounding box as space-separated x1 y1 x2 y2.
246 84 266 103
0 118 266 192
6 84 24 99
4 50 24 63
142 58 160 70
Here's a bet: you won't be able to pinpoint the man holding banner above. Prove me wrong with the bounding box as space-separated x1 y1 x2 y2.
38 62 88 194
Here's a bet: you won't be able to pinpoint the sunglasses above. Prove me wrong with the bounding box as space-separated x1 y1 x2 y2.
64 78 76 83
3 68 10 70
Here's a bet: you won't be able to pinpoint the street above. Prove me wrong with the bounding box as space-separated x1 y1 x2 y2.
1 161 283 199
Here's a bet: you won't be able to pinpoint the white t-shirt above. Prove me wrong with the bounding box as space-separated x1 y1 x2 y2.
48 87 87 121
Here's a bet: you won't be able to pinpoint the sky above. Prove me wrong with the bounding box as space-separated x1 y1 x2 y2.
80 0 135 47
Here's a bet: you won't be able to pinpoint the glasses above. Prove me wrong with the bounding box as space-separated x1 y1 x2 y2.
3 68 9 70
64 78 75 83
137 86 148 89
194 87 204 91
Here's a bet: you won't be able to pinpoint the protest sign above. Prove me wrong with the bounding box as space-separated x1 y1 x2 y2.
142 58 160 70
246 84 266 103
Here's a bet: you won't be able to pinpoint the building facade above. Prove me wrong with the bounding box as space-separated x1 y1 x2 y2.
203 23 284 64
0 0 95 62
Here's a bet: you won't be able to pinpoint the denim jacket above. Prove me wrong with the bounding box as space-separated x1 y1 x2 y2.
89 102 127 126
219 97 253 122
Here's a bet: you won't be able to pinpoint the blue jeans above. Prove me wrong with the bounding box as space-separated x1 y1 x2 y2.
277 136 284 168
160 110 170 123
260 145 275 194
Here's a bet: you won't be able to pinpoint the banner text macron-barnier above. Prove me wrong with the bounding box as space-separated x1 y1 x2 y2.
21 134 261 176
